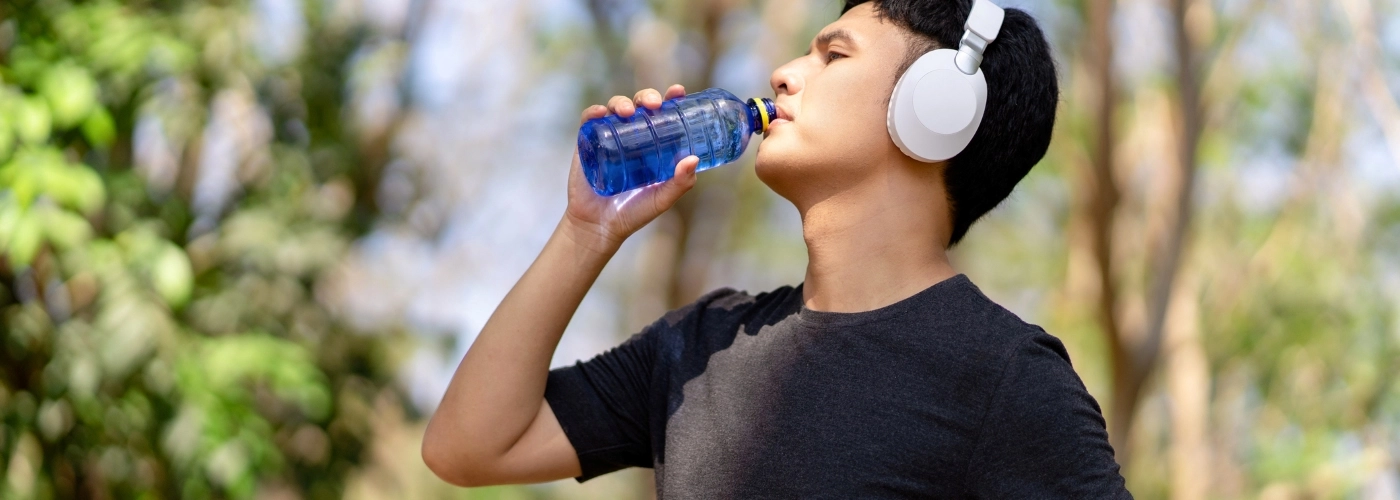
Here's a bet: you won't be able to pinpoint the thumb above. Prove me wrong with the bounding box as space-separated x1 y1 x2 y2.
654 155 699 204
636 155 698 216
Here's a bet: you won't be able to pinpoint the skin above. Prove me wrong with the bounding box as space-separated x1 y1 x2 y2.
422 3 958 486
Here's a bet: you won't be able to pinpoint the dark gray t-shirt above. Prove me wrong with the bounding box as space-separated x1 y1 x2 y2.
544 274 1131 498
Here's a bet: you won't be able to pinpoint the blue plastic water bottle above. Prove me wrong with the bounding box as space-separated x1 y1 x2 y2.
577 88 776 196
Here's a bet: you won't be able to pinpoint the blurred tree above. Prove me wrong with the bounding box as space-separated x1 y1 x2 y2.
1072 0 1211 469
1072 0 1127 459
0 0 405 498
1053 0 1400 494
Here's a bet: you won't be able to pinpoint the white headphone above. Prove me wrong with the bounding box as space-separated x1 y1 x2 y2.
887 0 1005 162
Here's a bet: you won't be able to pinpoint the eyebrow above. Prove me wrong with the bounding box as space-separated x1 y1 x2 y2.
804 29 857 56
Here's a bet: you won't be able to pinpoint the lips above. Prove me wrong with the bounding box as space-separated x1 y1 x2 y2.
764 103 793 137
774 103 794 122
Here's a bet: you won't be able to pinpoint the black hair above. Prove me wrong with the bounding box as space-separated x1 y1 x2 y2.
841 0 1059 247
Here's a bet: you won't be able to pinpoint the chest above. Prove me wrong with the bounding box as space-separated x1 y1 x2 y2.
653 326 987 497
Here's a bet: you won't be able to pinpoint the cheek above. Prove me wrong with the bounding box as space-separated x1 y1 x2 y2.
798 94 894 162
755 70 896 170
806 76 891 142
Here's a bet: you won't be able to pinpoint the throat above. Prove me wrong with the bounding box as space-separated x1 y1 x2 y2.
798 194 957 314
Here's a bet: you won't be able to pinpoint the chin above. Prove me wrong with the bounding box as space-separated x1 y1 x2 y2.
756 141 890 207
754 145 812 203
753 146 790 183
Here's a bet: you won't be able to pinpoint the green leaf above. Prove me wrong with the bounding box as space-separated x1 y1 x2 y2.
0 198 21 247
7 157 40 207
39 206 92 251
81 107 116 148
47 163 107 215
8 209 42 268
15 96 51 145
151 244 192 307
39 64 99 129
0 147 104 213
192 334 329 416
0 112 14 162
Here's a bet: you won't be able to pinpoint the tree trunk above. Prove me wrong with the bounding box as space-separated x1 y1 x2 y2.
1084 0 1203 470
1080 0 1131 462
1166 270 1209 500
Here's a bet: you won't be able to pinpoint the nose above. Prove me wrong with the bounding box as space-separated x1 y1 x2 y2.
770 57 803 96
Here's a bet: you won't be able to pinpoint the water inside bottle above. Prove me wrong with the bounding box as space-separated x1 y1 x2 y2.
579 89 767 196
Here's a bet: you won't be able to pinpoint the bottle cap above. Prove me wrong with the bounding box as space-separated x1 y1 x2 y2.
747 97 777 134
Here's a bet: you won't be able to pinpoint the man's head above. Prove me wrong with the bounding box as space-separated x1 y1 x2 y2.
753 0 1059 247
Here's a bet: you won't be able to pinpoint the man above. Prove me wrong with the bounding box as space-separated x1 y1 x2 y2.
423 0 1132 497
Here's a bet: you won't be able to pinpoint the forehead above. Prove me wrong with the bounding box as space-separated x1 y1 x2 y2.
815 3 907 48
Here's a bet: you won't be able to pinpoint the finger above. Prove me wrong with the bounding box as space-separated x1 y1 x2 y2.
663 84 686 100
665 155 699 191
636 155 698 216
607 95 635 117
579 104 608 125
634 88 663 109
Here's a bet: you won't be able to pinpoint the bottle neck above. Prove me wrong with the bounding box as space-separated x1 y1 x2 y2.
746 98 777 135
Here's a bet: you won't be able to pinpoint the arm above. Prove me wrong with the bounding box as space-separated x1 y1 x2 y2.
422 85 700 487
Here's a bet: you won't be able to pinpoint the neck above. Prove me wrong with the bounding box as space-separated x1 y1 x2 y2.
796 166 959 313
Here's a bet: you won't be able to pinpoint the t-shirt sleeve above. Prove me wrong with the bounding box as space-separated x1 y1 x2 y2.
543 288 739 483
964 331 1132 499
544 323 660 483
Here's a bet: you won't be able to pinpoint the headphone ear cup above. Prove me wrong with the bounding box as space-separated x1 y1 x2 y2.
887 49 989 162
913 71 978 135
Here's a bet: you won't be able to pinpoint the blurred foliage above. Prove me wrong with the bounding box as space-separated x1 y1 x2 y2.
0 0 1393 498
0 0 404 498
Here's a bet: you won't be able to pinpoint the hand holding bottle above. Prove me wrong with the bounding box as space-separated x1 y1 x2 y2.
562 84 699 255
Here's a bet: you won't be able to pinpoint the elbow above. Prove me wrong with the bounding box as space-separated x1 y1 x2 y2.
422 432 491 487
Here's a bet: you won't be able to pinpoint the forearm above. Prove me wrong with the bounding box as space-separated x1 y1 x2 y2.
423 86 695 485
424 216 618 465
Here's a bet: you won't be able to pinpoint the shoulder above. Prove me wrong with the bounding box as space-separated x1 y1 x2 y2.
925 275 1070 366
644 284 802 356
656 284 800 327
956 279 1099 432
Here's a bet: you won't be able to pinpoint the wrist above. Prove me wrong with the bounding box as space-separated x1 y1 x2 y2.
556 215 623 258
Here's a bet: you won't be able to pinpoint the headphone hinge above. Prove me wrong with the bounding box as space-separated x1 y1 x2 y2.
955 32 989 75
